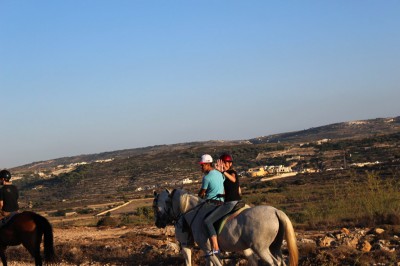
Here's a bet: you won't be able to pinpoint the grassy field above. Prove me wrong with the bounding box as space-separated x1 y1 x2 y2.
242 168 400 230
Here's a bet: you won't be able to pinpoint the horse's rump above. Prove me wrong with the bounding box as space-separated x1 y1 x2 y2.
217 204 250 234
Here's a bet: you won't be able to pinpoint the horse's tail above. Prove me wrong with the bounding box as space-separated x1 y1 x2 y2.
276 210 298 266
32 213 56 262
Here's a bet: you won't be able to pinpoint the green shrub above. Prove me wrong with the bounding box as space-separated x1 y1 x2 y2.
76 207 94 214
50 209 66 217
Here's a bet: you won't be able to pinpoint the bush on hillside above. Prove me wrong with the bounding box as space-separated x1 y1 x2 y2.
96 216 119 227
302 171 400 227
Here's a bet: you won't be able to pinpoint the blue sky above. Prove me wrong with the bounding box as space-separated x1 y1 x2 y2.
1 1 399 168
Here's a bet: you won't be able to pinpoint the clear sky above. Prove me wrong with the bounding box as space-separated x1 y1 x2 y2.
1 1 399 168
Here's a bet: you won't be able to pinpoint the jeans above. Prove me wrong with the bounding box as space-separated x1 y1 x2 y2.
204 201 238 237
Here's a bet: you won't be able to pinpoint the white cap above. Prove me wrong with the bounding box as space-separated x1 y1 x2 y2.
199 154 213 164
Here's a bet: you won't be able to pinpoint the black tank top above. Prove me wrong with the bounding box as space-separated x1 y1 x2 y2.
224 169 241 202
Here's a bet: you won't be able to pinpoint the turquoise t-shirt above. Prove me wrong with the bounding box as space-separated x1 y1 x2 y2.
201 169 225 201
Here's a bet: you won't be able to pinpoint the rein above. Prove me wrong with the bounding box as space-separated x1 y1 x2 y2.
166 189 180 221
187 200 206 229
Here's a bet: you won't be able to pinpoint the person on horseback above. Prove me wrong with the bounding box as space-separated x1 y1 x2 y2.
0 170 19 220
204 153 242 256
197 154 225 202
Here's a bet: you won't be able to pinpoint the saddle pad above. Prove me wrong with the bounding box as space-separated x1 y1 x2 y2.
217 205 250 235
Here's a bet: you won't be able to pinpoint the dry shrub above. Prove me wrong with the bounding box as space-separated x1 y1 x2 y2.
378 249 398 263
356 212 400 228
128 251 183 266
55 242 133 265
96 216 119 227
298 242 317 257
299 245 362 266
386 213 400 225
55 243 85 264
3 246 32 263
300 249 339 266
387 224 400 234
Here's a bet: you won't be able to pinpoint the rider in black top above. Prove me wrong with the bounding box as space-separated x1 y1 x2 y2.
223 168 241 202
0 170 19 219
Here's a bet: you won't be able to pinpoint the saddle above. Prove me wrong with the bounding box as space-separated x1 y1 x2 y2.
0 212 18 228
215 201 249 235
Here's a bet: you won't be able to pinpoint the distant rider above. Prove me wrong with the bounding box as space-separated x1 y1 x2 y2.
0 170 19 220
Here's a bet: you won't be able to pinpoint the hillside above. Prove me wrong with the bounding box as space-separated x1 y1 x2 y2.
11 140 247 172
250 116 400 144
11 116 400 212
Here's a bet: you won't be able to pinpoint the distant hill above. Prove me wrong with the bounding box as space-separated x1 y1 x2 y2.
11 116 400 212
249 116 400 144
12 116 400 171
11 140 247 172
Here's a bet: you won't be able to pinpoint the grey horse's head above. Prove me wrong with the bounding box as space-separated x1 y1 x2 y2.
153 189 174 228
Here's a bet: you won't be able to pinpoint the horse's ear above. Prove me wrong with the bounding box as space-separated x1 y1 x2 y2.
153 190 158 196
166 188 171 195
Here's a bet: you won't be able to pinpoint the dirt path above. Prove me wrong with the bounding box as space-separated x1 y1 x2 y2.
260 172 298 181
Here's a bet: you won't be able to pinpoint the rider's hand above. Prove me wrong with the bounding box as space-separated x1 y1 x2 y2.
215 159 225 172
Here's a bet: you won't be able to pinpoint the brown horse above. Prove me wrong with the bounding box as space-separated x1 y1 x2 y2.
0 211 55 266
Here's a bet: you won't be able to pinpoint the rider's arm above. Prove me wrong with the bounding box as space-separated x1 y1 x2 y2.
0 200 3 210
223 171 236 183
198 189 206 198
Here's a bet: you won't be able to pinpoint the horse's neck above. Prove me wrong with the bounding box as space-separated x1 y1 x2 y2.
179 194 202 213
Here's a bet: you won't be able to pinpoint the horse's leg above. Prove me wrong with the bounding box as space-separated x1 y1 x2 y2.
34 255 42 266
180 245 192 266
23 243 42 266
269 246 284 266
253 238 285 265
21 232 43 266
267 224 285 266
251 234 281 266
0 247 7 266
254 247 281 266
175 221 193 266
209 254 223 266
243 248 260 266
197 241 222 266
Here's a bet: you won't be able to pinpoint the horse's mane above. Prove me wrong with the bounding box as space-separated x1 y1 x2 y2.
176 189 203 213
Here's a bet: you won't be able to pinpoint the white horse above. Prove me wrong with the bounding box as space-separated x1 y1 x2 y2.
153 189 298 266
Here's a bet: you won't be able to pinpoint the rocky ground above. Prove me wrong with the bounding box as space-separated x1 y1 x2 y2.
4 224 399 265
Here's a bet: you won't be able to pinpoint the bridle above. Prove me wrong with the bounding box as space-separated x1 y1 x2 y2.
153 189 180 225
165 189 180 221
